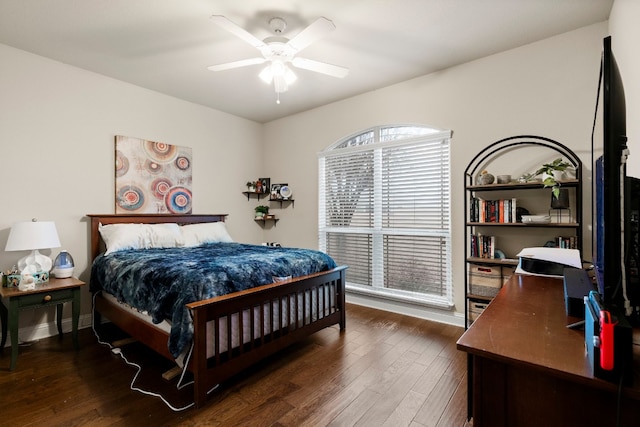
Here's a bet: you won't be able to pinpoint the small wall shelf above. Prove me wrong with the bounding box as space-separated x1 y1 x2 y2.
243 191 268 201
269 198 295 208
245 186 294 225
254 217 279 227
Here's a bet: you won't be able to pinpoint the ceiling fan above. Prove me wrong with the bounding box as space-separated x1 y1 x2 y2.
208 15 349 103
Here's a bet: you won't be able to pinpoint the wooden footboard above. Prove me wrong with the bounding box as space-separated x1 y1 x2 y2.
188 266 346 407
87 214 347 408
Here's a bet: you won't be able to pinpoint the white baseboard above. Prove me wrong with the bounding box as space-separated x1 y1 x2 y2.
4 313 93 347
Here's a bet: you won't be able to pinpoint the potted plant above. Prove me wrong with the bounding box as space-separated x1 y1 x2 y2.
246 181 256 192
534 158 572 198
254 205 269 218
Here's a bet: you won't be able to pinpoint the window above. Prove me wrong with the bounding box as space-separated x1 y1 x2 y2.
319 125 452 308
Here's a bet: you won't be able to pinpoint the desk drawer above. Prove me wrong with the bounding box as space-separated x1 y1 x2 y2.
18 288 74 308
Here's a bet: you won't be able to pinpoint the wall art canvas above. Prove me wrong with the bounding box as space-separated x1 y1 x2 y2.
115 135 192 214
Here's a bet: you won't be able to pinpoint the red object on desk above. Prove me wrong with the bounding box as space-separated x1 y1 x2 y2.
599 310 616 371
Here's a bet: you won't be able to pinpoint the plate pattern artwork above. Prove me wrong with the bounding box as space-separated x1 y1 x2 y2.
280 185 292 199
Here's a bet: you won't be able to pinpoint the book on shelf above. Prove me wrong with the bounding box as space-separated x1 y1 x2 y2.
470 197 517 223
554 235 577 249
470 234 495 258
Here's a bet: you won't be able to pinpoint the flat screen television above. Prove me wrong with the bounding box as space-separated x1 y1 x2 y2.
593 36 640 322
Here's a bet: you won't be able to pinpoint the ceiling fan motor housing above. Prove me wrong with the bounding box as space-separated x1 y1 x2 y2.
269 17 287 34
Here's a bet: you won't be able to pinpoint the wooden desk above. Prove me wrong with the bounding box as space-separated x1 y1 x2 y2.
0 277 85 370
457 274 640 427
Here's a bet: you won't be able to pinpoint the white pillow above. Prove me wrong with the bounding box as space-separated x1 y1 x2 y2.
99 223 148 255
147 223 183 248
99 223 183 254
180 222 233 247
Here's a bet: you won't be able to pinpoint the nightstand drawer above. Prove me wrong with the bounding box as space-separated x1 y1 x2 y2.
17 288 74 308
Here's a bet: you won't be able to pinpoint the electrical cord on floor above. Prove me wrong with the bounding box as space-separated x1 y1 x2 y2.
90 291 219 411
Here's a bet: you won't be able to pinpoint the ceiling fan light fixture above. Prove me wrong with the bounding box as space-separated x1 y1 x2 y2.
271 60 287 77
283 66 297 85
259 62 297 87
259 65 273 84
274 75 288 93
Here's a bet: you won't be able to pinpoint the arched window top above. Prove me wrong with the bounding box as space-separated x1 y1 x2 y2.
328 124 446 151
318 122 453 307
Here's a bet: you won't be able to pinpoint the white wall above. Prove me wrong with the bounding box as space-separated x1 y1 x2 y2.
610 0 640 178
0 18 615 336
0 44 264 336
263 22 608 323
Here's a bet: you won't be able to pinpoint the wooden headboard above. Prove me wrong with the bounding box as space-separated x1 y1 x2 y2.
86 214 228 261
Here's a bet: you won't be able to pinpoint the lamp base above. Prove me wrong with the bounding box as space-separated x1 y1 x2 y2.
17 249 52 276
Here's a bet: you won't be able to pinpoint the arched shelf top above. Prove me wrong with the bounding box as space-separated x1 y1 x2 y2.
464 135 582 185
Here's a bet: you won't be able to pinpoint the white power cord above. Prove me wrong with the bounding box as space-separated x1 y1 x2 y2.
620 148 633 316
91 291 219 411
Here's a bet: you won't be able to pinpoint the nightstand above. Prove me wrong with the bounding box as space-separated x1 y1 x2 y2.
0 276 85 370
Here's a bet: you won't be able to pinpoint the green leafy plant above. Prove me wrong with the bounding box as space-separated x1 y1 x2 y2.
534 158 571 198
255 205 269 214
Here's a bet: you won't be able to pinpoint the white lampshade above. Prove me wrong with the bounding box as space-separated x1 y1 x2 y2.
5 219 61 274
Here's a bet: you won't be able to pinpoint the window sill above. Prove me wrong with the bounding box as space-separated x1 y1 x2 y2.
346 283 453 310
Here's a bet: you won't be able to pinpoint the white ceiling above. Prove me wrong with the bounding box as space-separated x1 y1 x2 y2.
0 0 613 123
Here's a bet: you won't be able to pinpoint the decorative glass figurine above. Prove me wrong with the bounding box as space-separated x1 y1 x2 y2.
52 250 75 278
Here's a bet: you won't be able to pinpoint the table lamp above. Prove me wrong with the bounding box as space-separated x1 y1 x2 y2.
5 219 61 279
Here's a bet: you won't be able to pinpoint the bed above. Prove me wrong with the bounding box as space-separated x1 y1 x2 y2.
87 213 346 408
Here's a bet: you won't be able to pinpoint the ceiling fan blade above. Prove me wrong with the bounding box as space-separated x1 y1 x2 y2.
207 57 266 72
287 17 336 52
291 57 349 78
210 15 267 50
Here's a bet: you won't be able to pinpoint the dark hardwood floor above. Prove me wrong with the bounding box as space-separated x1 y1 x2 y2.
0 303 470 426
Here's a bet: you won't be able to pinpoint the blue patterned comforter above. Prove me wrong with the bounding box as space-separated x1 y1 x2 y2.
90 242 337 358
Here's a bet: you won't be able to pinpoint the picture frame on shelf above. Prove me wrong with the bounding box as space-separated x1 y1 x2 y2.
257 177 270 194
270 183 288 200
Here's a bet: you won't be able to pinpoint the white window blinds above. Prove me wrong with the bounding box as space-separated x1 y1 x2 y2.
319 126 452 307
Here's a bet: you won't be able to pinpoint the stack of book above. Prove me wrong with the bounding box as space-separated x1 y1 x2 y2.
470 234 496 258
554 235 578 249
470 197 517 223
